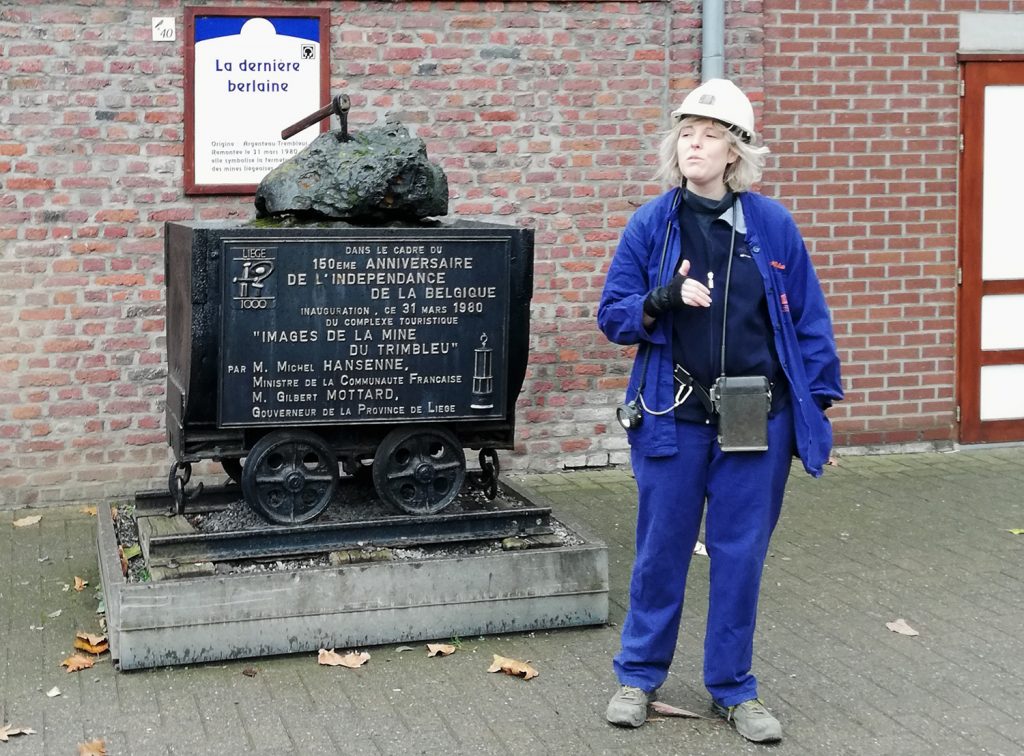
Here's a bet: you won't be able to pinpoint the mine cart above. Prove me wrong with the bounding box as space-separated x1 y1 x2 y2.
164 221 533 524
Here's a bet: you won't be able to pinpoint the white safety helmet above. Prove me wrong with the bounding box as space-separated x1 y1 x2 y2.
670 78 755 142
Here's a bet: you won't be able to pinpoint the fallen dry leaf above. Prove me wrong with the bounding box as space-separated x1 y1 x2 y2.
118 545 128 576
62 654 96 673
242 667 258 677
886 618 919 636
78 738 107 755
13 515 42 528
79 505 98 516
74 576 88 592
74 631 109 655
427 643 456 657
0 724 37 742
122 543 141 560
317 648 370 668
649 700 709 719
46 686 61 698
487 654 539 680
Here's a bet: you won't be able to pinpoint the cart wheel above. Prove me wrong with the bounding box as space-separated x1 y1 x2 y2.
372 427 466 515
219 458 243 485
241 431 339 524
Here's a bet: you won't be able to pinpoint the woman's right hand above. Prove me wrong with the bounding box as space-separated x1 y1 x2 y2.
643 259 712 324
676 259 711 308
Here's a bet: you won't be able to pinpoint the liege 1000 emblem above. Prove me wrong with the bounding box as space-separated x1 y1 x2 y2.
230 246 277 309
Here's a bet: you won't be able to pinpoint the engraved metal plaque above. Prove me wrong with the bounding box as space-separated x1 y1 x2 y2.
218 235 510 427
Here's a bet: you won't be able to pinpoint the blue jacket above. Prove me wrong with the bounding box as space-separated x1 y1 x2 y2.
598 188 843 477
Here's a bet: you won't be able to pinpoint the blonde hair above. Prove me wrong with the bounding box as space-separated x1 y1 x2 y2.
654 117 769 193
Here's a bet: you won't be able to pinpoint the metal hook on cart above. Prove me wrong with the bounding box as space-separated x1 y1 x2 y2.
167 461 203 516
468 448 501 500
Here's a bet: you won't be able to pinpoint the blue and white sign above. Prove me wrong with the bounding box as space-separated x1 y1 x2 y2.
190 13 325 190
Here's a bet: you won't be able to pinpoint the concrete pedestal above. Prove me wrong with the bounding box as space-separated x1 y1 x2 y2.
97 482 608 671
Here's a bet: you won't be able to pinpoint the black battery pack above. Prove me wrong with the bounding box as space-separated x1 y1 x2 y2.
711 376 771 452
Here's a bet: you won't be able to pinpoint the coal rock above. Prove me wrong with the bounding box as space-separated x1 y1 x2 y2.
255 123 449 222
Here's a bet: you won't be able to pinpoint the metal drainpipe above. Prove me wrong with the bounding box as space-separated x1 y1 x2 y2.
702 0 725 81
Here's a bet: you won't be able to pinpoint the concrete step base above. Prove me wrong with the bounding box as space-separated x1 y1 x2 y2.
96 485 608 671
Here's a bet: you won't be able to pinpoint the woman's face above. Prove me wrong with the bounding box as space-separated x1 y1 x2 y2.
676 118 738 199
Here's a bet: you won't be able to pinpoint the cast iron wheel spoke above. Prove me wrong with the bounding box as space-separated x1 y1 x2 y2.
384 458 462 481
372 426 466 515
428 459 463 471
300 472 336 483
241 431 339 525
285 443 306 471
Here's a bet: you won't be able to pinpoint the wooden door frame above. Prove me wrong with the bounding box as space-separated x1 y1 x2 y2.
957 59 1024 443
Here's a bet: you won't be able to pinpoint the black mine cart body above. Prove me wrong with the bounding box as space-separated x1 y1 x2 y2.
164 220 534 524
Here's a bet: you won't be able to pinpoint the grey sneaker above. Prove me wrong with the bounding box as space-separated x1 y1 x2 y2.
713 698 782 743
605 685 650 727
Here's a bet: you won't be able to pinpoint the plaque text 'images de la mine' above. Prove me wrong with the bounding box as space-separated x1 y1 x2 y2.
219 236 509 426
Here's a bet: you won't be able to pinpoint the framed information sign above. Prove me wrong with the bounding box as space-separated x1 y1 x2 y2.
184 6 330 195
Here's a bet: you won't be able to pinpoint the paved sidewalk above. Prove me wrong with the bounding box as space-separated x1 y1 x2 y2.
2 447 1024 755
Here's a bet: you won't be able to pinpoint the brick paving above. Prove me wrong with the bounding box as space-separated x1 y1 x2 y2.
2 447 1024 755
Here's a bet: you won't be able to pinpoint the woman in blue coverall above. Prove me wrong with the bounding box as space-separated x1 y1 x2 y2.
597 79 842 743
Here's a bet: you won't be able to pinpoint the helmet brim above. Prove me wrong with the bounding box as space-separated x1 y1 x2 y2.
671 111 753 143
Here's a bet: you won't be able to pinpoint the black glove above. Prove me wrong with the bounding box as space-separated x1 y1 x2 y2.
643 274 688 317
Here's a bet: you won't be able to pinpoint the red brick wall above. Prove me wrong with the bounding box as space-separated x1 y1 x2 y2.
759 0 1023 447
1 1 1013 507
0 1 707 506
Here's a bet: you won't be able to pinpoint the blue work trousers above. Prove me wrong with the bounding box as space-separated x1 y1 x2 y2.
614 405 794 706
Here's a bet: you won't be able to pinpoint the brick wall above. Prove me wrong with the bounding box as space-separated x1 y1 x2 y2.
1 0 1015 507
0 0 708 507
761 0 1023 447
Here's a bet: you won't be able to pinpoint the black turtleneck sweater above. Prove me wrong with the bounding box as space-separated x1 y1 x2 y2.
671 190 788 424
